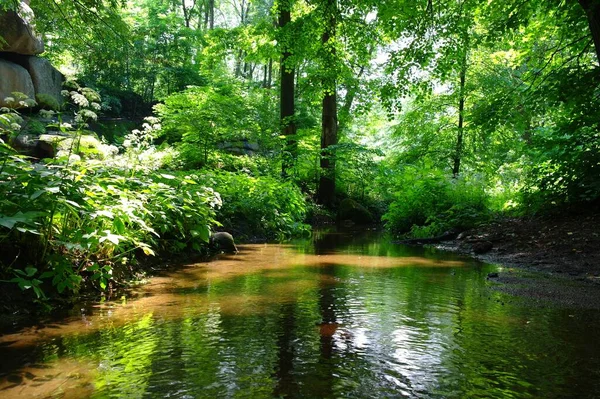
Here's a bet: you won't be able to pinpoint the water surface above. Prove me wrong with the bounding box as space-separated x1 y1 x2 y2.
1 229 600 398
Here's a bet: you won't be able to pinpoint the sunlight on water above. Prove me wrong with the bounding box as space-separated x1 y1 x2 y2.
2 230 600 398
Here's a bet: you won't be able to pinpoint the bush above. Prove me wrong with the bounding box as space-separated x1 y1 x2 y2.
187 170 310 240
0 91 219 299
382 167 490 237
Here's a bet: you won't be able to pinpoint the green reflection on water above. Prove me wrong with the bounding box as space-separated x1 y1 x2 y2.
2 229 600 398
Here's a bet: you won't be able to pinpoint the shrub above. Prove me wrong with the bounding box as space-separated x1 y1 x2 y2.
382 167 490 237
187 170 310 240
0 91 219 299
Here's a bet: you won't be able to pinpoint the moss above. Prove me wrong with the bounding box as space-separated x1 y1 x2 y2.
35 93 61 111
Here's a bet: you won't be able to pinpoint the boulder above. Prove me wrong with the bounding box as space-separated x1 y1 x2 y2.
0 59 35 107
39 133 106 160
209 232 238 254
25 57 64 107
0 3 44 55
337 198 374 225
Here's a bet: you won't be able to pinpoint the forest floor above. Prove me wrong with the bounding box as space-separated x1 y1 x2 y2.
437 208 600 308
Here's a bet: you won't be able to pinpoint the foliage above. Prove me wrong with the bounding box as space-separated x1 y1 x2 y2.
382 167 490 237
192 170 310 240
0 94 219 300
155 82 278 169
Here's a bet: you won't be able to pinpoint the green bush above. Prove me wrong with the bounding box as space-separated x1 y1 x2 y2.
0 153 220 297
0 91 220 300
382 167 490 237
186 170 310 240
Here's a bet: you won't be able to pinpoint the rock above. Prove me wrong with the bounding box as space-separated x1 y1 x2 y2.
473 241 493 254
209 232 238 254
487 272 499 279
0 59 35 107
25 57 64 108
10 133 38 155
337 198 374 225
0 3 44 55
40 133 107 160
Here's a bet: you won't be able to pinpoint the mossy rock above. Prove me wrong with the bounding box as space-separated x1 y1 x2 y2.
35 93 61 111
336 198 374 225
39 133 105 160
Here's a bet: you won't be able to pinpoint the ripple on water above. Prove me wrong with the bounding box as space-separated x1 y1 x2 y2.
2 238 600 398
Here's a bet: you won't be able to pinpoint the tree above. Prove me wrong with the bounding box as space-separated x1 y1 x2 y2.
317 0 338 205
278 0 298 178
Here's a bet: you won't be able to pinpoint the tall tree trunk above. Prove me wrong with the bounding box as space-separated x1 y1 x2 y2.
203 0 209 30
209 0 215 29
579 0 600 63
235 49 244 77
267 58 273 88
317 0 337 205
279 1 297 177
453 52 467 178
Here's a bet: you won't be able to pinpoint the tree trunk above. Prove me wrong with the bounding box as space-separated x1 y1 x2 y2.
319 91 337 204
279 1 297 177
203 0 209 30
452 53 467 178
267 58 273 88
317 0 337 205
579 0 600 64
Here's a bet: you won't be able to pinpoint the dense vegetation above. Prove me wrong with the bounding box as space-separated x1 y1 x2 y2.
1 0 600 302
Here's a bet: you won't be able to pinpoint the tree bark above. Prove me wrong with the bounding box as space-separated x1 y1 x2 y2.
267 58 273 88
317 0 337 205
452 61 466 178
279 0 297 177
579 0 600 64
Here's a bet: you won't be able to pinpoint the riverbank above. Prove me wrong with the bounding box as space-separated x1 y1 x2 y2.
442 209 600 278
435 209 600 308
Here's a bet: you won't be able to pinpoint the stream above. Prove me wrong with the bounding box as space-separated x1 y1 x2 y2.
1 229 600 398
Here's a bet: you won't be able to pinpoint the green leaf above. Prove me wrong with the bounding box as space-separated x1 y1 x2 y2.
0 211 44 229
114 217 125 235
99 231 124 245
25 267 37 277
194 224 211 243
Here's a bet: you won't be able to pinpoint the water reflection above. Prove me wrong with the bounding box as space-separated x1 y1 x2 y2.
1 230 600 398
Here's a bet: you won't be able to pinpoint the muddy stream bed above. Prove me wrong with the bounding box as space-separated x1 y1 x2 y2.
2 229 600 398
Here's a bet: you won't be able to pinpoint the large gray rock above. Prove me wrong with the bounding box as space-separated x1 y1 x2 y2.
0 59 35 107
0 3 44 55
26 57 64 107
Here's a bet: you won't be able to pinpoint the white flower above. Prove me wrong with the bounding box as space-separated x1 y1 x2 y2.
71 93 89 107
39 109 55 118
3 97 15 104
18 99 37 108
10 123 21 131
61 90 69 97
144 116 160 124
60 122 72 129
76 109 97 121
91 102 101 110
123 139 132 148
